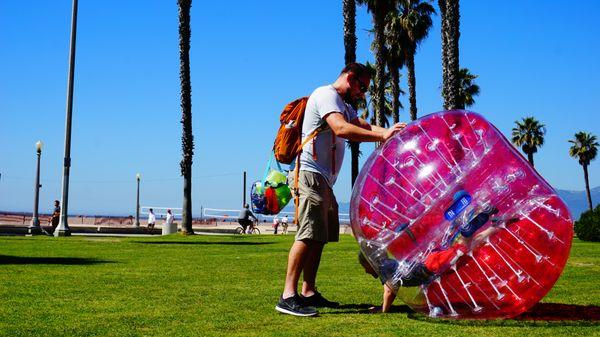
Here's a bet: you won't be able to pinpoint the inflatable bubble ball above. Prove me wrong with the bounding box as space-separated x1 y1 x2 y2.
351 110 573 319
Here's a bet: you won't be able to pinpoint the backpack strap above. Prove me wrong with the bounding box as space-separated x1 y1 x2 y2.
331 132 336 173
293 123 337 225
293 126 322 225
294 155 301 225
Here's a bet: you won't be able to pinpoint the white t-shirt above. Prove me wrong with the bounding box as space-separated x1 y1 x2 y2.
148 212 156 224
165 213 174 225
299 85 357 186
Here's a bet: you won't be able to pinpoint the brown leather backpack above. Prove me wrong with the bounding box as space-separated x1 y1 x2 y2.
272 97 309 164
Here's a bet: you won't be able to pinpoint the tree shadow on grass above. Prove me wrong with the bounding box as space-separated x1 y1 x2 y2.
407 303 600 326
515 303 600 322
328 303 413 315
0 255 115 265
135 241 273 246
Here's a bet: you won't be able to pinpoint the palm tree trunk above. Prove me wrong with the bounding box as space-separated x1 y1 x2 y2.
406 49 417 121
527 152 534 167
439 0 449 109
343 0 356 65
583 164 593 211
374 5 387 128
390 65 400 124
343 0 360 187
178 0 194 235
445 0 461 110
350 142 360 187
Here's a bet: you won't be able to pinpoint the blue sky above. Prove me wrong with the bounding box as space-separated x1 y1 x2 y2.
1 1 599 216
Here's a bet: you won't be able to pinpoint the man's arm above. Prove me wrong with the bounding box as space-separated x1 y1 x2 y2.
351 117 389 133
249 211 257 222
381 284 396 313
324 112 405 143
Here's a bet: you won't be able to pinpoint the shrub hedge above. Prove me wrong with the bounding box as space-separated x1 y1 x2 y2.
574 204 600 242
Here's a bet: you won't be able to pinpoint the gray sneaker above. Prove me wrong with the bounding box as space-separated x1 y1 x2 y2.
275 294 318 317
302 291 340 308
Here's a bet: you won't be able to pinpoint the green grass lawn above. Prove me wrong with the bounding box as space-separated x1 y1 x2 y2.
0 234 598 337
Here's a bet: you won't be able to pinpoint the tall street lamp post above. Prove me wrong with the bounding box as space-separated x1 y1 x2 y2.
135 173 141 227
29 141 43 235
55 0 78 237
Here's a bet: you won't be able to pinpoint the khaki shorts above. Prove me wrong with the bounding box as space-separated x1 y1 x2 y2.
291 170 339 243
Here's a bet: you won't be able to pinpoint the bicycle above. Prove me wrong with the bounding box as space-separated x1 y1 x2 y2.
235 219 261 235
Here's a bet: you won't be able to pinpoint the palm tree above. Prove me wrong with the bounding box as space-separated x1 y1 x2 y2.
357 62 394 127
343 0 357 65
347 63 394 183
456 67 480 108
178 0 194 234
358 0 393 128
569 132 599 211
383 11 406 124
438 0 448 105
439 0 460 110
343 0 361 186
391 0 435 121
511 117 546 167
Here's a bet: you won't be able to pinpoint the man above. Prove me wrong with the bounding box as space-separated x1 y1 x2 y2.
147 208 156 233
237 204 257 234
48 200 60 233
275 63 406 316
281 215 289 235
272 215 280 235
162 209 176 235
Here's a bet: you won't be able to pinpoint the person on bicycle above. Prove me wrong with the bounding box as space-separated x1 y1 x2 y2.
238 204 257 234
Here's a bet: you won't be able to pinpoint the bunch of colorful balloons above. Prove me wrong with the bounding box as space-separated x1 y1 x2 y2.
251 169 292 215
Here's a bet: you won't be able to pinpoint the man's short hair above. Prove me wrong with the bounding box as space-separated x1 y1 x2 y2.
341 62 370 79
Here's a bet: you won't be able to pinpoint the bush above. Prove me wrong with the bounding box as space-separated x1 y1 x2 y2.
574 204 600 242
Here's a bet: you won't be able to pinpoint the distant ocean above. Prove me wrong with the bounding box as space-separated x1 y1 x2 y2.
334 187 600 221
4 187 598 221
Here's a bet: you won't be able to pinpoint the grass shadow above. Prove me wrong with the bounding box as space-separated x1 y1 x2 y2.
407 303 600 326
0 255 115 265
135 241 274 246
514 303 600 322
328 303 413 315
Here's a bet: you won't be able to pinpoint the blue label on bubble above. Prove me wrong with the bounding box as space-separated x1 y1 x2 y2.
444 192 472 221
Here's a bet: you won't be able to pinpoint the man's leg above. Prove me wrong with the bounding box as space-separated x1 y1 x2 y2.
301 241 324 297
276 238 318 316
300 184 340 308
282 239 311 298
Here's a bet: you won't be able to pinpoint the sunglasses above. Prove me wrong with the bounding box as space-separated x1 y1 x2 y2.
355 77 369 93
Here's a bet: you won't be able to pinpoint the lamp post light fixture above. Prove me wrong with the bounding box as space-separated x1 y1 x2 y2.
135 173 141 227
29 141 44 235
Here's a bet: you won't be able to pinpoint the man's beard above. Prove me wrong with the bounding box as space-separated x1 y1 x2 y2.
343 91 357 105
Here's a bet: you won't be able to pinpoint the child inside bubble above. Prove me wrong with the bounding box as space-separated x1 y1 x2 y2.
358 208 511 313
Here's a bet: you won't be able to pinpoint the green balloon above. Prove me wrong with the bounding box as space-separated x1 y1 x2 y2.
274 184 292 208
266 170 287 186
254 182 264 195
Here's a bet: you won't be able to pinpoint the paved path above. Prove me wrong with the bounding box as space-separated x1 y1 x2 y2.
1 222 351 237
